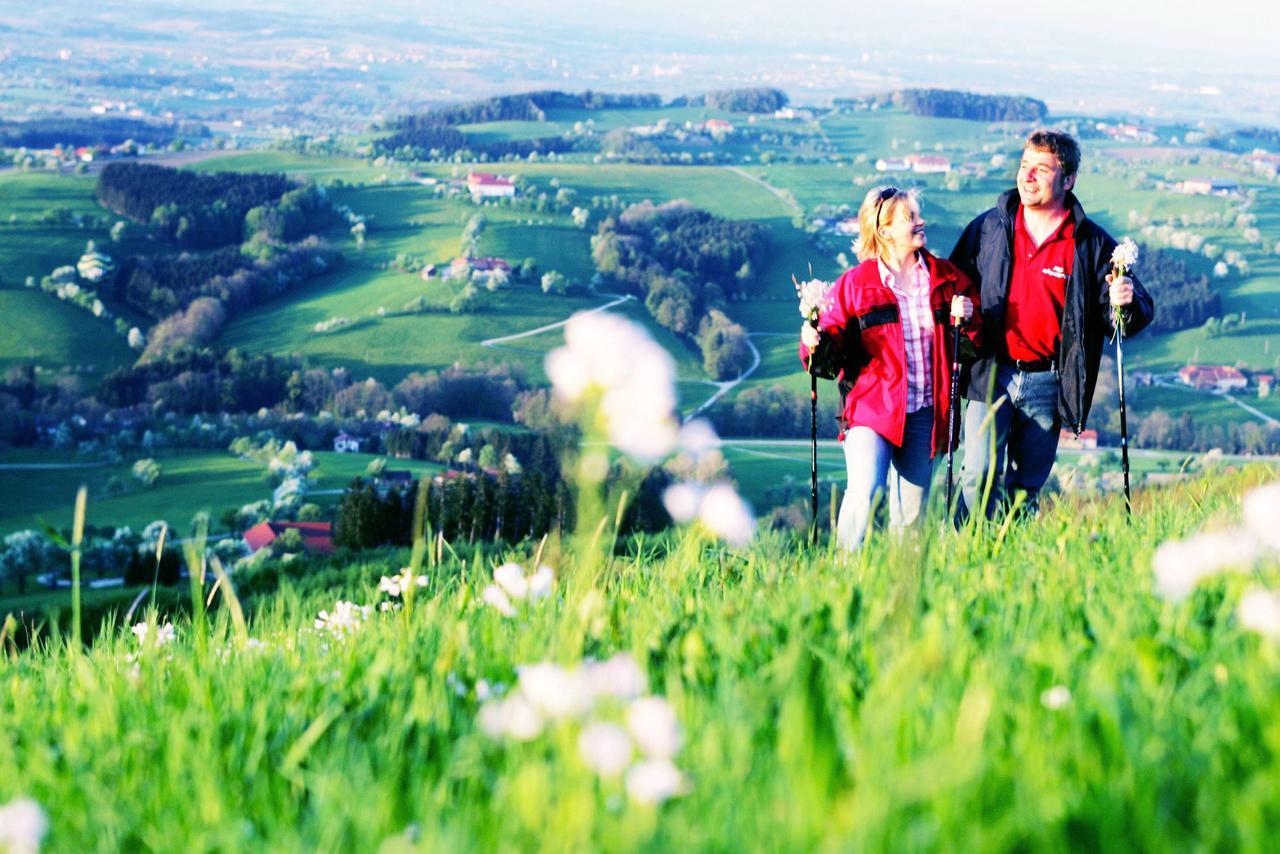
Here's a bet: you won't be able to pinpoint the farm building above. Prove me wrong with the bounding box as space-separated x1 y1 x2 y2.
466 172 516 200
334 432 362 453
1178 365 1248 392
244 521 335 555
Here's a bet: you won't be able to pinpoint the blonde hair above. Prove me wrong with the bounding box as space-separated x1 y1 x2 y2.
855 186 920 263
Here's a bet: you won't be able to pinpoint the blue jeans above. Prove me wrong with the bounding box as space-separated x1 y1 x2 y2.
837 407 935 550
959 364 1061 520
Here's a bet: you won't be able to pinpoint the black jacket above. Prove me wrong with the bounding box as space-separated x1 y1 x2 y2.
949 189 1155 434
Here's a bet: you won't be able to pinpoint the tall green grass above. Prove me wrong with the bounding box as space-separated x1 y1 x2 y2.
0 467 1277 849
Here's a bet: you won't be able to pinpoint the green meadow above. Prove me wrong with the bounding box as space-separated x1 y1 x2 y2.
0 450 443 537
0 465 1277 849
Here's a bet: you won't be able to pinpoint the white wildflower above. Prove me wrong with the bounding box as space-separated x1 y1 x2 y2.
1241 481 1280 550
663 482 705 524
516 662 594 720
1152 531 1261 602
627 696 682 759
1238 588 1280 640
1110 237 1139 274
0 798 48 854
314 600 370 638
584 653 649 700
545 312 679 463
377 575 402 597
527 565 555 600
1040 685 1072 710
698 483 756 547
481 584 516 618
625 758 687 805
578 721 633 777
493 562 530 599
130 622 175 647
795 276 834 322
677 419 720 457
477 694 543 742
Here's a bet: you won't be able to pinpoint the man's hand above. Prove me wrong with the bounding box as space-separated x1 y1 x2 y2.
950 295 974 323
801 323 820 350
1107 272 1135 307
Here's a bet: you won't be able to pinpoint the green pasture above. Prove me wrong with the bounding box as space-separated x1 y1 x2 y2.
185 151 415 184
0 449 443 537
2 463 1278 848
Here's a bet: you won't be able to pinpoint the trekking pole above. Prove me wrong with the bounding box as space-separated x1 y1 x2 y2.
810 358 819 545
945 315 963 513
1116 327 1132 515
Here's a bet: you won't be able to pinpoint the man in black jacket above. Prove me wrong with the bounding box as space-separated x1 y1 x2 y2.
949 130 1155 519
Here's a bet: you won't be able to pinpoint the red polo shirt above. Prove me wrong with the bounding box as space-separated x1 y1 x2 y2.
1004 206 1076 362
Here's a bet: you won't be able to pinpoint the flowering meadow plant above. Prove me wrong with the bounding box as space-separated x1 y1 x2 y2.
1110 237 1139 335
794 276 834 325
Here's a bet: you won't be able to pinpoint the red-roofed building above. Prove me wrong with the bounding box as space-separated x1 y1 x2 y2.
243 521 335 555
466 172 516 199
703 119 734 135
1059 429 1099 450
906 154 951 174
1179 365 1248 392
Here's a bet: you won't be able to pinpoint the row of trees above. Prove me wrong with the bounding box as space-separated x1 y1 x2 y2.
835 89 1047 122
669 87 789 113
391 90 664 130
0 117 205 148
591 201 767 378
97 163 295 249
1138 244 1220 332
142 238 342 358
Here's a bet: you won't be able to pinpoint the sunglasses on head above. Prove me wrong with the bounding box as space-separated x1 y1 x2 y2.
874 187 900 230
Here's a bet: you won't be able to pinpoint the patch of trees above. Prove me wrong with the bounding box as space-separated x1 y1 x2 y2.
100 349 298 413
1136 245 1219 332
142 238 342 358
838 89 1047 122
706 383 842 439
375 130 579 160
591 201 767 376
97 163 294 248
114 247 247 320
391 90 663 129
670 88 788 113
1133 409 1280 456
0 117 205 148
391 363 528 423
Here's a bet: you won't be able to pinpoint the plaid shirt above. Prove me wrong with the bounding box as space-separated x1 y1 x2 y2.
878 257 933 412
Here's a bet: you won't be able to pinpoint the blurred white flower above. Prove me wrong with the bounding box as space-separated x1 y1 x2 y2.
493 562 530 599
625 758 687 805
1238 588 1280 640
315 601 370 637
545 312 679 463
578 721 633 776
527 565 555 600
1242 481 1280 550
1040 685 1072 710
584 653 649 700
517 663 594 720
677 419 720 457
377 575 402 597
0 798 48 854
1152 531 1260 602
698 483 756 547
663 482 705 524
379 568 429 599
627 696 682 758
481 584 516 618
130 622 175 647
477 694 543 742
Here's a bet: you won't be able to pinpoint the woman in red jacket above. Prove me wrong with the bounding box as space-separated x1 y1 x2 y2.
802 187 981 549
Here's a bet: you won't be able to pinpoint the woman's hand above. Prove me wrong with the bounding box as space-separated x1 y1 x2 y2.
801 323 821 350
950 295 974 323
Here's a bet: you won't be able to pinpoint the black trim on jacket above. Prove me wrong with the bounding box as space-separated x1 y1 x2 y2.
948 189 1155 434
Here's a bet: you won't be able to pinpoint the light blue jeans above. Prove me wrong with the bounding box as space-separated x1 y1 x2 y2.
837 407 935 551
959 364 1062 520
